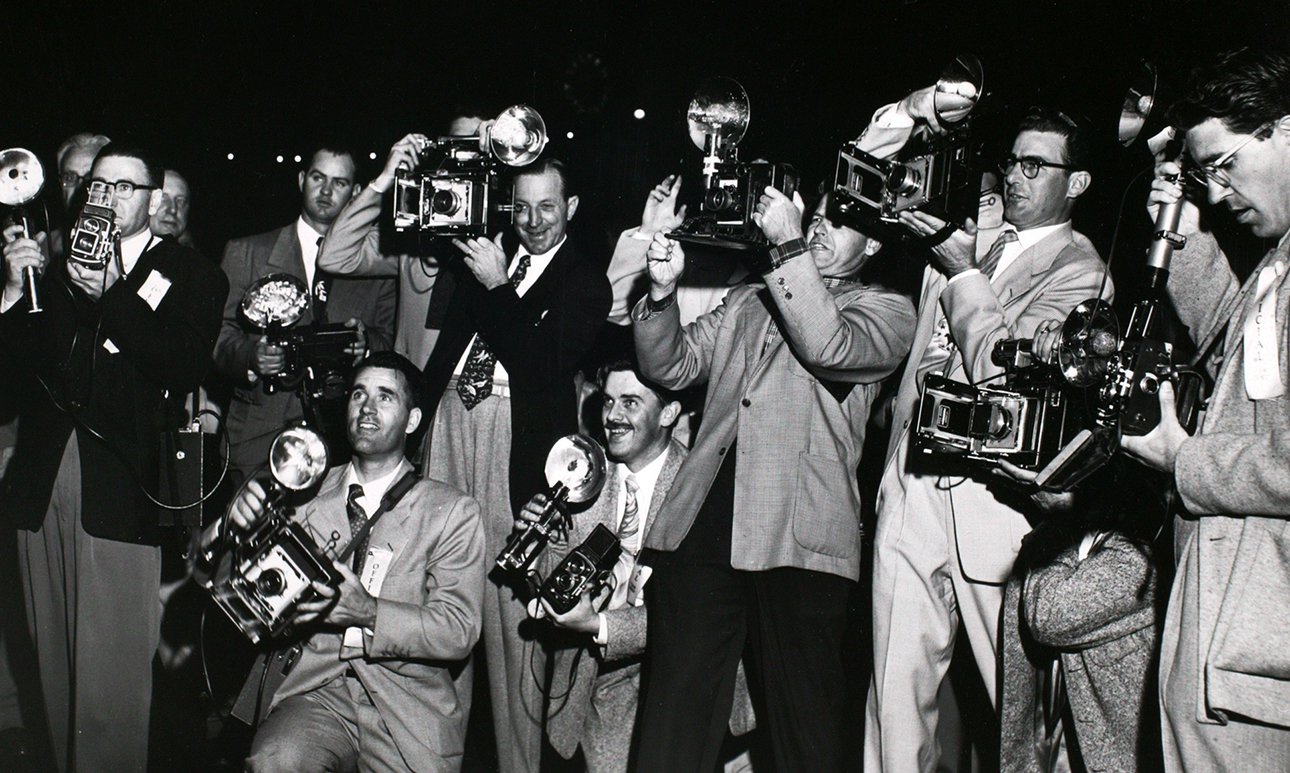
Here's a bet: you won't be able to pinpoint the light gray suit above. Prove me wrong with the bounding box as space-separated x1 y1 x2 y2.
866 224 1111 772
247 460 486 772
1158 230 1290 770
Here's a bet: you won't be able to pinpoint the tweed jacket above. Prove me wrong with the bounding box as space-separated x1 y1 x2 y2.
268 459 486 772
1163 229 1290 728
215 223 396 472
879 224 1111 583
0 236 227 543
1000 533 1160 773
634 252 916 580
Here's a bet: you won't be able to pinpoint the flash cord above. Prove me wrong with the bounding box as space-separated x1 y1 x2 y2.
522 570 622 721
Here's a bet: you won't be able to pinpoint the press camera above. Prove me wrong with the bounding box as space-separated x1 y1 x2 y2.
68 181 119 270
832 54 985 244
539 524 622 615
240 274 359 397
198 425 339 644
392 105 548 237
668 77 799 252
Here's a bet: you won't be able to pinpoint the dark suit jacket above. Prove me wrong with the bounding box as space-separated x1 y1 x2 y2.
271 459 486 772
215 223 396 473
423 238 611 512
0 235 228 543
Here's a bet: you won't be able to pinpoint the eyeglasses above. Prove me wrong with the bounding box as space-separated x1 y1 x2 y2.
60 171 84 187
1185 121 1275 189
999 155 1080 179
88 178 158 200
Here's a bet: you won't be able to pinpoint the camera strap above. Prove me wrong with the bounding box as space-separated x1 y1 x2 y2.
336 470 419 565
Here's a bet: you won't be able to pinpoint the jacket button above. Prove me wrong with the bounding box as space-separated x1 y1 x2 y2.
718 447 726 455
741 398 751 407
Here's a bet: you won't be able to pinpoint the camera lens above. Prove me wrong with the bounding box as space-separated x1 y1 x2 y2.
985 407 1014 440
887 165 923 197
431 189 461 216
705 188 737 213
256 569 285 597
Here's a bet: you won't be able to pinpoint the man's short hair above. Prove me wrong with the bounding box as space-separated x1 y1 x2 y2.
595 357 680 405
305 140 359 169
1016 107 1092 170
355 351 424 408
512 157 575 199
93 143 164 187
1170 48 1290 135
56 133 111 169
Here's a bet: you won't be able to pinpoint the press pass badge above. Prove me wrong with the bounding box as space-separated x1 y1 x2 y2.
1244 261 1286 400
137 269 172 311
343 545 394 650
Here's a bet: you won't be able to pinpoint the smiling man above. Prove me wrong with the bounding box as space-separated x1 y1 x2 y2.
421 157 611 773
215 143 396 483
632 188 915 772
862 105 1113 772
1123 48 1290 771
230 352 485 772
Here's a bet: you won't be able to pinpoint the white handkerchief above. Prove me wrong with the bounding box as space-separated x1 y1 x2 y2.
1244 261 1286 400
343 546 394 650
102 337 119 354
137 269 172 311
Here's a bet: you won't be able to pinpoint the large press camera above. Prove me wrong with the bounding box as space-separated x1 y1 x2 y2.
668 77 799 252
240 274 359 399
392 105 548 237
198 425 338 644
832 54 985 245
68 180 120 270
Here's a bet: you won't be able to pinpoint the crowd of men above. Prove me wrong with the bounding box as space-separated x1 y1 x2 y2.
1 46 1289 773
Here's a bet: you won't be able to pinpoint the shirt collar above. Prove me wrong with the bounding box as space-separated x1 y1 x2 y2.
1009 221 1068 251
344 462 404 504
616 442 670 490
119 228 155 275
297 217 325 249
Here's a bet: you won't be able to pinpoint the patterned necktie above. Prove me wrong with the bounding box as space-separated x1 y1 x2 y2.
346 483 368 574
456 253 531 409
312 236 331 323
977 229 1018 280
617 474 641 549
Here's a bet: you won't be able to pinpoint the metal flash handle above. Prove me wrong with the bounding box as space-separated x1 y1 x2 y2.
1146 198 1184 272
22 265 41 313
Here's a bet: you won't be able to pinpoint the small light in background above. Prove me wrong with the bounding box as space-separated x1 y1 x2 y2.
275 155 284 163
633 108 646 120
226 152 235 161
293 154 302 163
369 152 378 160
566 131 575 140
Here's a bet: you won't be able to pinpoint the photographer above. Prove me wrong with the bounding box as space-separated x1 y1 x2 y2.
863 99 1113 772
0 143 227 772
215 143 396 483
231 352 485 772
631 188 916 771
1122 48 1290 769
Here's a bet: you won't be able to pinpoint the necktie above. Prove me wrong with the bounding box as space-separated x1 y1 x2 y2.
456 254 531 409
977 229 1018 281
312 237 332 324
346 483 368 574
617 475 640 549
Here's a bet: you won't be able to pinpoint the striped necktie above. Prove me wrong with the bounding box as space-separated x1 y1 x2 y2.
617 474 640 549
978 229 1018 280
346 483 368 573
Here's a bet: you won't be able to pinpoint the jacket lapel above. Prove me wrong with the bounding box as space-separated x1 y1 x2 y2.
369 459 417 567
641 440 686 542
301 467 351 558
267 225 313 324
989 223 1072 308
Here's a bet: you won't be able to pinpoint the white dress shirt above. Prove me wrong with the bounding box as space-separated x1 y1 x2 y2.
119 228 156 276
343 462 405 521
612 447 668 556
296 217 326 289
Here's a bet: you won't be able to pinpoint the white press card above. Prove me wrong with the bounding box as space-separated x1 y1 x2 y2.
1245 261 1286 400
137 269 172 311
343 546 394 650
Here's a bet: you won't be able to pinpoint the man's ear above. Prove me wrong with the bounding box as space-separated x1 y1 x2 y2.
863 237 884 257
405 407 423 436
565 195 580 221
1067 170 1092 200
147 188 164 217
659 400 682 429
298 170 306 194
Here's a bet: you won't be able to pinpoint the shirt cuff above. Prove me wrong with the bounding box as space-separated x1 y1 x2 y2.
768 237 809 270
636 291 675 321
594 613 608 645
628 227 654 242
946 268 982 286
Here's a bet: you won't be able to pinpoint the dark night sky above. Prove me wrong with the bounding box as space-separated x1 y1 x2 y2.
3 0 1288 264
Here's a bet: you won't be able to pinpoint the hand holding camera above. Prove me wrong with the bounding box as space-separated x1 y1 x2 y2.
897 210 979 277
515 492 556 534
453 232 510 289
375 133 431 193
751 186 805 246
641 175 687 236
1119 381 1191 472
526 583 610 635
253 337 287 377
646 233 685 298
227 478 272 532
66 247 122 301
1 224 47 304
342 317 368 363
292 562 377 629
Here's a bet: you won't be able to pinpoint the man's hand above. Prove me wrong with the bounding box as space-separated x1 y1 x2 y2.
294 562 378 629
640 175 686 236
751 186 805 246
645 233 685 300
342 318 368 364
1030 319 1064 366
454 233 510 290
1147 157 1201 236
994 460 1075 513
373 133 430 193
65 251 122 301
527 585 611 636
1120 381 1191 472
252 336 286 376
898 211 978 277
515 492 552 533
227 479 271 531
2 225 48 307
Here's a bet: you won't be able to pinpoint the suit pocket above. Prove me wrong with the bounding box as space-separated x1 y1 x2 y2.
1211 522 1290 680
791 452 858 559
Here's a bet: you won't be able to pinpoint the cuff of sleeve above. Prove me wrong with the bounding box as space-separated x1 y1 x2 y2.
768 238 808 270
636 291 675 321
946 268 983 286
628 228 654 242
870 101 915 130
593 613 608 645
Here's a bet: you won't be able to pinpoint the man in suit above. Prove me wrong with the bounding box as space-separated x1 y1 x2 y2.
863 101 1112 771
1124 48 1290 770
423 156 611 773
216 144 396 482
0 143 227 771
230 352 486 772
150 169 196 248
515 359 683 771
632 186 916 772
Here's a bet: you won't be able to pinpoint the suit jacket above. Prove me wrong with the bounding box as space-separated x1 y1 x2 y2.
270 459 486 772
0 236 227 542
879 224 1111 583
423 238 611 513
1163 230 1290 729
215 223 396 473
634 254 916 580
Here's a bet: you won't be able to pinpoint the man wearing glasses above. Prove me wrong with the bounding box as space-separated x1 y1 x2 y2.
0 144 227 771
1125 48 1290 770
861 98 1112 771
